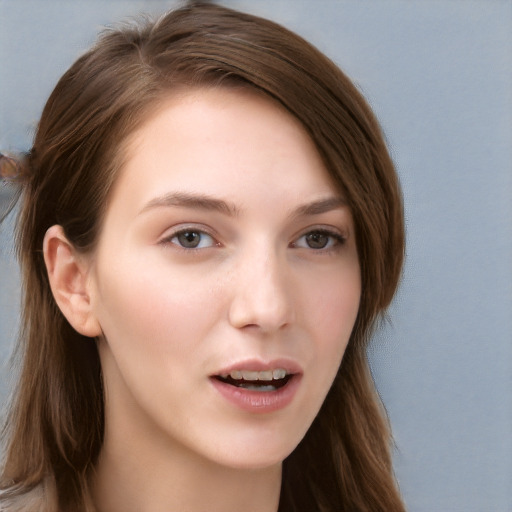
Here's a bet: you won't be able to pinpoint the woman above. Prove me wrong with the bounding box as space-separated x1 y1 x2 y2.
0 2 405 511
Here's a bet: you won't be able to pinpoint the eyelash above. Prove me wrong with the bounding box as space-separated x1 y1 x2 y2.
160 226 219 250
159 227 346 252
291 229 346 251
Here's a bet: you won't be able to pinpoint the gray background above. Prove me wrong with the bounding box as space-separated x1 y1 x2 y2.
1 1 511 510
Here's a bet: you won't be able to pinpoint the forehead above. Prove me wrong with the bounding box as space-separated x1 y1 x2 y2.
107 87 340 216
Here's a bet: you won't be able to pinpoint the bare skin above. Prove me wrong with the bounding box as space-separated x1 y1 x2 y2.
45 88 360 512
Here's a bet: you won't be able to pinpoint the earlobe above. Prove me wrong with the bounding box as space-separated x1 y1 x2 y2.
43 225 102 338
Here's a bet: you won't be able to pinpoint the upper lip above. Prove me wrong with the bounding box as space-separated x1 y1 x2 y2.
212 358 303 377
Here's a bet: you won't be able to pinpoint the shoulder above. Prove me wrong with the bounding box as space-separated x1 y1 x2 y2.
0 479 55 512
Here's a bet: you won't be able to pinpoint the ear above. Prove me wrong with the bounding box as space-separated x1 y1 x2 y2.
43 225 102 338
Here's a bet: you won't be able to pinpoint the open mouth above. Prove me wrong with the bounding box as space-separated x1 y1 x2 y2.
210 365 301 412
213 368 294 392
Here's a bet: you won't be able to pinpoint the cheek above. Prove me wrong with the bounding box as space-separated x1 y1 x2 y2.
92 256 220 357
300 266 361 379
305 270 361 338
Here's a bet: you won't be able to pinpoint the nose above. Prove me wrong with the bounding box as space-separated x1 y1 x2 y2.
227 247 294 333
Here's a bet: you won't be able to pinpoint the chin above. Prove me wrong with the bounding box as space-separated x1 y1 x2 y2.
203 430 304 471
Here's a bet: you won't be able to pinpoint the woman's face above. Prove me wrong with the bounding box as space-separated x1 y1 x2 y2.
88 88 361 470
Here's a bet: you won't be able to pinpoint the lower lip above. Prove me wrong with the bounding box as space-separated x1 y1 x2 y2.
210 375 302 414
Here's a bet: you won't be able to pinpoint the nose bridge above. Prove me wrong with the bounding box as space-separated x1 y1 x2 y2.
228 239 293 332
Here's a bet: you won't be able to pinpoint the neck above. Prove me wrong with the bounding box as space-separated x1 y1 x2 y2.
91 423 282 512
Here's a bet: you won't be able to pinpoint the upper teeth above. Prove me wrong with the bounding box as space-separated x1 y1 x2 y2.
220 369 288 381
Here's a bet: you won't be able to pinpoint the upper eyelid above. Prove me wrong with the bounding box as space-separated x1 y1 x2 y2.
157 223 348 245
292 229 346 247
297 223 350 250
294 225 348 240
158 225 219 244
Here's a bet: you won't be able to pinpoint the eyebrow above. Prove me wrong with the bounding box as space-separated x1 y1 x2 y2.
139 192 346 218
292 196 347 217
139 192 240 217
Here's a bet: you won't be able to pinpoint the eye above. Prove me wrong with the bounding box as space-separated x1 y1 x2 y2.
292 229 345 250
166 229 217 249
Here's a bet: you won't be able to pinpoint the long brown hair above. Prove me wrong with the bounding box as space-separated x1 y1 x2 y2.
1 3 405 511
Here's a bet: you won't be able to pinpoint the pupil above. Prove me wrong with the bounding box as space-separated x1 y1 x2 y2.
306 232 328 249
178 231 200 248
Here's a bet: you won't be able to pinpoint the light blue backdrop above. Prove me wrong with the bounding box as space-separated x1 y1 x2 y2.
1 1 511 511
